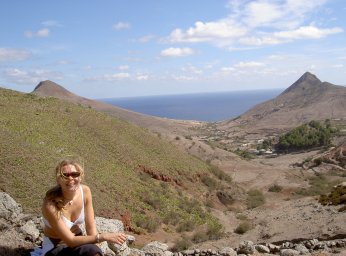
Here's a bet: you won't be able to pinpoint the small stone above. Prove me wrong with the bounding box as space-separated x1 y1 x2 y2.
280 249 300 256
255 244 270 253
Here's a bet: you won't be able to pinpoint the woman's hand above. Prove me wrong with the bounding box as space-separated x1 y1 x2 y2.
70 225 82 235
101 232 127 245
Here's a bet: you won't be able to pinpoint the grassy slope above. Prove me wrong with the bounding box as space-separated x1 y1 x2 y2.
0 88 222 231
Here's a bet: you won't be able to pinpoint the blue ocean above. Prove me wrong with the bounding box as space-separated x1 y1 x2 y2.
100 89 282 122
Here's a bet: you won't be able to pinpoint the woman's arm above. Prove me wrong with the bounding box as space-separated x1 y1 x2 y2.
83 184 128 245
83 185 97 236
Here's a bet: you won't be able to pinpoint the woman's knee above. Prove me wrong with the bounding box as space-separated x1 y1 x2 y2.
74 244 103 256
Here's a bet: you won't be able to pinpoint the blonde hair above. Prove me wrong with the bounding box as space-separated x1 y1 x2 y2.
44 159 85 216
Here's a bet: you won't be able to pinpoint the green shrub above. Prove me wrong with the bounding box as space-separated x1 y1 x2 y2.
171 236 192 252
192 230 209 243
246 189 265 209
210 165 232 182
206 222 224 240
268 184 283 192
297 174 341 196
234 221 252 234
236 214 248 220
163 210 180 226
135 215 161 233
276 120 337 151
201 175 218 189
176 219 197 232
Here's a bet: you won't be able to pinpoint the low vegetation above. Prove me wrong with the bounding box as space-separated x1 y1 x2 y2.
0 88 225 234
246 189 265 209
276 120 337 152
234 221 252 234
296 174 342 197
268 184 283 192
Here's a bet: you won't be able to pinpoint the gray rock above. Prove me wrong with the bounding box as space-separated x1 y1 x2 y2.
218 247 237 256
182 250 195 255
108 241 131 256
267 243 280 253
142 241 169 255
280 249 300 256
304 239 318 249
18 220 40 241
95 217 124 233
129 248 146 256
164 251 173 256
294 244 309 254
314 242 328 250
98 241 116 256
0 192 22 220
255 244 270 253
237 240 255 254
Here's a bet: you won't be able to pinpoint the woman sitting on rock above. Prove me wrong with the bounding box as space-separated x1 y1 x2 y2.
39 159 127 256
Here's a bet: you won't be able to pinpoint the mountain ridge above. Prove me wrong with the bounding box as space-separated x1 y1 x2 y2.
217 72 346 133
31 80 203 137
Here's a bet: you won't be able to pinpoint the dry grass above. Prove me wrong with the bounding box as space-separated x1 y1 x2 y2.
0 88 223 232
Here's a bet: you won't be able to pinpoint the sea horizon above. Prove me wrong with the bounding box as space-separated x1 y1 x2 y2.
99 89 283 122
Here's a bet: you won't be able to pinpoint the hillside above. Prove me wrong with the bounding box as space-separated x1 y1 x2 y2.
33 80 203 137
0 87 229 237
194 72 346 153
217 72 346 133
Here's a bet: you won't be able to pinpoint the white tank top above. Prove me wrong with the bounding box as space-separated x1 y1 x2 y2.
43 185 85 229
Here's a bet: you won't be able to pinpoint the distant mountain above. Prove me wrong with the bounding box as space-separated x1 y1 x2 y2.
218 72 346 132
32 80 202 136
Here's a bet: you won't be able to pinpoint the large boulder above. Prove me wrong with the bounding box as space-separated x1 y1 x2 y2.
0 192 23 221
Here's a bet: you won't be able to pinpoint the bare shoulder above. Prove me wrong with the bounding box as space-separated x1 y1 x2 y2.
81 184 92 198
42 199 58 218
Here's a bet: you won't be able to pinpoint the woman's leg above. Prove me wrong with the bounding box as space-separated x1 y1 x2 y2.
45 244 103 256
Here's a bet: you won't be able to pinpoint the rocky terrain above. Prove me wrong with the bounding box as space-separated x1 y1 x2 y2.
1 191 346 256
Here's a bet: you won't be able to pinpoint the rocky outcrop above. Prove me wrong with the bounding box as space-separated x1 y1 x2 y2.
138 165 183 186
1 192 345 256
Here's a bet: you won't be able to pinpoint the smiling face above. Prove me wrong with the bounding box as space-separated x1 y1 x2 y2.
57 164 81 192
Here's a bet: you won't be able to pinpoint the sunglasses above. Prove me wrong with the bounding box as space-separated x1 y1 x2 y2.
61 172 81 179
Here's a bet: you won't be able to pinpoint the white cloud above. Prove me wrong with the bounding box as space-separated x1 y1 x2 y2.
166 0 341 49
234 61 265 68
160 47 195 57
113 22 131 30
138 35 155 43
136 74 149 80
37 28 50 37
24 28 50 38
171 75 196 81
221 66 236 72
118 65 129 71
0 48 32 61
87 72 151 82
168 20 247 43
181 64 203 75
103 73 130 80
274 26 343 40
332 64 344 68
243 1 284 28
3 68 63 85
41 20 62 27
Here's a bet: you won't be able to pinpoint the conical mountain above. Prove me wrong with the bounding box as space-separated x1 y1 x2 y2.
33 80 77 98
281 72 321 94
217 72 346 132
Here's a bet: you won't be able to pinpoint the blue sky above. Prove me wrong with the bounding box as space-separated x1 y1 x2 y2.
1 0 345 98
